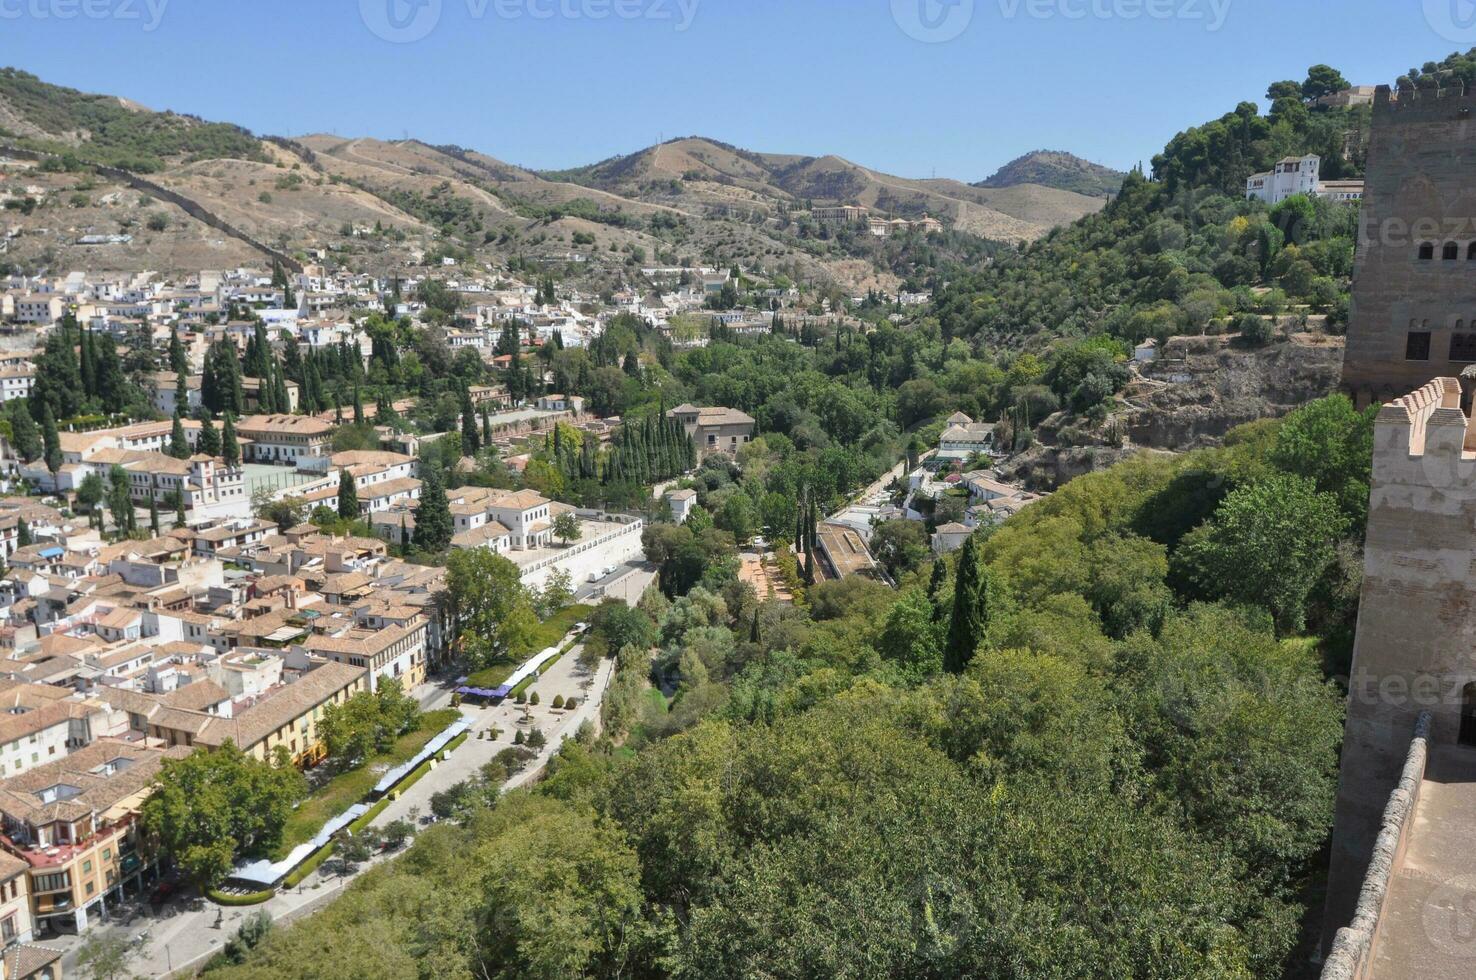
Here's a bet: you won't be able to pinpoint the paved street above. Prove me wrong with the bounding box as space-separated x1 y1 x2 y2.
53 650 615 978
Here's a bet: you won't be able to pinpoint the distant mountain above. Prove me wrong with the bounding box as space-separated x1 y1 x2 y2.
977 150 1125 198
547 136 1110 242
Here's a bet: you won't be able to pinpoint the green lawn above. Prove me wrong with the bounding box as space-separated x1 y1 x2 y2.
273 708 461 859
465 604 594 688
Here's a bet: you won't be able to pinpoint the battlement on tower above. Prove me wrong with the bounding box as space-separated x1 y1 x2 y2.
1374 82 1476 121
1373 376 1474 462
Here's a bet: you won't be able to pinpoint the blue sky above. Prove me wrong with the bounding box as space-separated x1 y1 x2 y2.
0 0 1466 180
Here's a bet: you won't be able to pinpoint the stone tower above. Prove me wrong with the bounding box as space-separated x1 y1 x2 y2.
1343 83 1476 408
1322 376 1476 948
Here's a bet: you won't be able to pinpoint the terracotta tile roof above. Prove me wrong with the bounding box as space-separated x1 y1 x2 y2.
195 661 366 750
0 739 188 825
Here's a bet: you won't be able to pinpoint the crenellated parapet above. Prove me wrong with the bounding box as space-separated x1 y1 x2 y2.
1374 82 1476 120
1373 376 1467 461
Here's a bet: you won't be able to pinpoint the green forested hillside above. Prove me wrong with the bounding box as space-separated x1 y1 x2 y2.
0 68 265 171
935 63 1381 358
211 395 1366 979
197 57 1427 980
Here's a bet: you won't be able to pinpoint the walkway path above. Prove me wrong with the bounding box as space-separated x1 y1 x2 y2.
58 651 615 978
1368 745 1476 979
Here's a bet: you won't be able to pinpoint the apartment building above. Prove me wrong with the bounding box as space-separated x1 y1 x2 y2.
0 740 190 934
0 368 34 405
236 415 334 466
101 660 369 767
299 617 427 693
8 297 63 327
85 450 248 522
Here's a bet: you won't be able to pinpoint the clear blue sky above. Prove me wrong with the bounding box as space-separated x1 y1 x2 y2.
0 0 1463 180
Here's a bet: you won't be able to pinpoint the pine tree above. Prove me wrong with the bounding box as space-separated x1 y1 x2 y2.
221 414 240 468
169 410 190 459
338 468 359 520
377 390 398 427
944 535 994 674
414 467 452 551
8 404 40 462
16 519 30 548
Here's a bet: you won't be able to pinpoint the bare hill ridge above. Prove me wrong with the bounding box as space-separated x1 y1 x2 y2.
548 136 1108 240
0 70 1105 285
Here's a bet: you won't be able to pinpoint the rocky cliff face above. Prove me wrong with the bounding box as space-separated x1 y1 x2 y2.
1123 333 1344 450
997 333 1344 492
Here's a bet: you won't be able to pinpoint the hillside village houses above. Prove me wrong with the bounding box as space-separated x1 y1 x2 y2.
0 255 898 947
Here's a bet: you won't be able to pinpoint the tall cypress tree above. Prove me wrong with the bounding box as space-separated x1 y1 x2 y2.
414 467 452 551
174 367 190 417
79 327 95 397
338 468 359 520
460 386 480 457
169 410 190 459
40 407 60 476
944 535 994 674
221 414 240 468
353 387 365 426
196 415 220 458
168 325 187 374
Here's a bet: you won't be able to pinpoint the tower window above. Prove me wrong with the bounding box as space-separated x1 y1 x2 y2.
1452 334 1476 362
1407 331 1432 361
1420 242 1436 260
1445 242 1461 261
1468 242 1476 260
1462 683 1476 747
